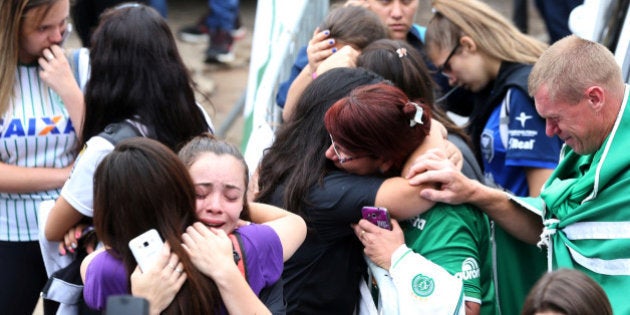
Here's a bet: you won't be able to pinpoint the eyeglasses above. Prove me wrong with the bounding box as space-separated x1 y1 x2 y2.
437 41 460 77
329 134 362 164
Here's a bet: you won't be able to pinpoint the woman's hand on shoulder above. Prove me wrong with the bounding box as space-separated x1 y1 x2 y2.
406 150 475 205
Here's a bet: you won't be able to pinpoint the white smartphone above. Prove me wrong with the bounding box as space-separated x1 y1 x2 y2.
128 229 164 273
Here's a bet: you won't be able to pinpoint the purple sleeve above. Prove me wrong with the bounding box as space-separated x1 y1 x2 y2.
83 250 129 310
236 224 284 294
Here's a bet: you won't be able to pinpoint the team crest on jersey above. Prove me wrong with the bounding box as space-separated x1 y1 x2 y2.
481 131 494 162
455 257 481 281
411 274 435 298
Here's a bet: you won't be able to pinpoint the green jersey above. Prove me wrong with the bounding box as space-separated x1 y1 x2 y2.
401 203 497 315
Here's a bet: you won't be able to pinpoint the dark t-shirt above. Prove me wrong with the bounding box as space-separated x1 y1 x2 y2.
268 171 384 314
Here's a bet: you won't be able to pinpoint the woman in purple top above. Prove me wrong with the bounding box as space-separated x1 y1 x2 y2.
80 136 306 314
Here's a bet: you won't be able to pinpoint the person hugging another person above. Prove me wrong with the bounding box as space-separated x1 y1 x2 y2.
40 4 215 311
256 66 469 314
357 38 484 183
44 2 212 261
80 136 306 314
325 83 496 314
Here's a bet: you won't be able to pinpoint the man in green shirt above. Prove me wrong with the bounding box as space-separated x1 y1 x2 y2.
407 35 630 314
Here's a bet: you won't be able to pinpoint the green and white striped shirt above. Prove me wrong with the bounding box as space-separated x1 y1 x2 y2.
0 64 78 242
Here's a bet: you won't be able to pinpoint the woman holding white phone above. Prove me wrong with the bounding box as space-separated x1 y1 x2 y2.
80 137 306 314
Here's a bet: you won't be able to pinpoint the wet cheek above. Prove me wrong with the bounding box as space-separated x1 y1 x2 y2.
226 207 242 227
195 200 206 214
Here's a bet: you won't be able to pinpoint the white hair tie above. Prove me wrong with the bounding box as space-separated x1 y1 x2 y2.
396 47 407 58
408 102 424 127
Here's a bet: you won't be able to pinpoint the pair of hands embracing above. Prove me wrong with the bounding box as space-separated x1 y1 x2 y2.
355 147 477 270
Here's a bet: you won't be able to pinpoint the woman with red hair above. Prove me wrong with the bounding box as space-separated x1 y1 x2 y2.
326 83 497 314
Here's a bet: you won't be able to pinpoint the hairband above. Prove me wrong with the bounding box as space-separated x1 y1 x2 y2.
408 102 424 127
396 47 408 58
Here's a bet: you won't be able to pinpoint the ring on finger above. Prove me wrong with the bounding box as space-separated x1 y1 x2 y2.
175 267 183 273
360 230 366 237
44 52 54 61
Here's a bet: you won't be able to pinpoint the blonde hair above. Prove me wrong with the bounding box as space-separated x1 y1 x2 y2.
529 35 624 104
0 0 58 115
0 0 26 116
426 0 547 64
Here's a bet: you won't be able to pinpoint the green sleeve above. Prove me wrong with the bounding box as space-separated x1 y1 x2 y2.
402 204 490 301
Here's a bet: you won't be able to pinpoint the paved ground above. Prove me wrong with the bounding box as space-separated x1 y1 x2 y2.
166 0 257 146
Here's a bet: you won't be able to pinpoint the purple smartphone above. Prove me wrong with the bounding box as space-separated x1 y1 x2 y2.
361 206 393 230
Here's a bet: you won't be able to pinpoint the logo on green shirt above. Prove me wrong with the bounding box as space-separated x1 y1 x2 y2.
411 274 435 297
455 257 481 280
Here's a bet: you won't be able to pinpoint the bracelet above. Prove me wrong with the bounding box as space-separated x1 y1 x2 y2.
312 71 318 80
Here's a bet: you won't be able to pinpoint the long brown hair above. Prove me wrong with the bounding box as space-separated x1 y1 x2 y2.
82 4 209 150
93 137 221 314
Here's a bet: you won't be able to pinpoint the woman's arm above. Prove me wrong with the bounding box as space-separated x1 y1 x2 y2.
283 66 318 122
249 202 307 261
282 29 335 121
407 155 542 244
182 223 271 315
0 162 71 193
45 196 84 242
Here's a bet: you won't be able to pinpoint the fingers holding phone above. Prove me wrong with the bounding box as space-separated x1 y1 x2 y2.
129 229 164 273
361 206 393 230
355 216 405 270
130 242 186 315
